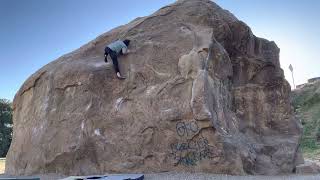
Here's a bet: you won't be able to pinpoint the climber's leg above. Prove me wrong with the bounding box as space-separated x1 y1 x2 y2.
110 53 120 73
109 51 125 79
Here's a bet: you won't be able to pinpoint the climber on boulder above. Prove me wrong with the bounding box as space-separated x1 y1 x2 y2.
104 39 131 79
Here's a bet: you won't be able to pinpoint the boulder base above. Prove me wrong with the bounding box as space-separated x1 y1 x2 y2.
295 160 320 174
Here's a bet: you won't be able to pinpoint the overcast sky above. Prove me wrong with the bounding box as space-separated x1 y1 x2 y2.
1 0 319 100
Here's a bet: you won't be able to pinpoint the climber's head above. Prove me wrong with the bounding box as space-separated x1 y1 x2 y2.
123 39 131 47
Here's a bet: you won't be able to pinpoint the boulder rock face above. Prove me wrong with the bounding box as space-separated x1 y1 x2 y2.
6 0 303 175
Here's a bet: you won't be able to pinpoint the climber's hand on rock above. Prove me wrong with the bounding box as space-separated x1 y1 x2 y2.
123 49 131 55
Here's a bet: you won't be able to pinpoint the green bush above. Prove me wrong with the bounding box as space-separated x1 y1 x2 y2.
301 138 318 151
303 94 320 109
292 83 320 159
0 99 13 157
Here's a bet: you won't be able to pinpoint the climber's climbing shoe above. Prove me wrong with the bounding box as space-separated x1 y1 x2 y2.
116 72 126 79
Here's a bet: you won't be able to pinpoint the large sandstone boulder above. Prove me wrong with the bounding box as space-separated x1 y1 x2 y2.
6 0 303 176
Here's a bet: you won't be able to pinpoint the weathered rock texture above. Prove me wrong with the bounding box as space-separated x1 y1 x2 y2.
6 0 303 176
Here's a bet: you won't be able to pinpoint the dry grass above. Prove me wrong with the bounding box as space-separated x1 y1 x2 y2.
0 158 5 174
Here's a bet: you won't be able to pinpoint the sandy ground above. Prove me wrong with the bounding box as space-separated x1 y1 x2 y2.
144 173 320 180
1 172 320 180
1 158 319 179
0 159 5 175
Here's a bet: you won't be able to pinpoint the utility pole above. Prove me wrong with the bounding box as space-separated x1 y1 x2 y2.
289 64 295 89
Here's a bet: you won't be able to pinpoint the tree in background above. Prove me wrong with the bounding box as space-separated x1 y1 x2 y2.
0 99 13 157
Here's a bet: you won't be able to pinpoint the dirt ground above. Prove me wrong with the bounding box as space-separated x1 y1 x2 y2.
1 159 320 180
0 158 5 174
1 172 320 180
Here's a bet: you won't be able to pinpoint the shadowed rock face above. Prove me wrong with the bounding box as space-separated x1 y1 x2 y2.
6 0 303 175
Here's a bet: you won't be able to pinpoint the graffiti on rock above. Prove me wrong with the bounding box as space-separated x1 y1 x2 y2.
170 121 218 166
176 121 199 137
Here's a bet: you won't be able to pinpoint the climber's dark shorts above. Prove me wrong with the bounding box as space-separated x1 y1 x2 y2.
104 47 120 73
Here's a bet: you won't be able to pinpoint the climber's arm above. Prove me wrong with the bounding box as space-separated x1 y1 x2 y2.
104 53 108 62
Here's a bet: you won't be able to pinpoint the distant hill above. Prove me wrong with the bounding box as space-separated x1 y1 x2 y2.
292 77 320 159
